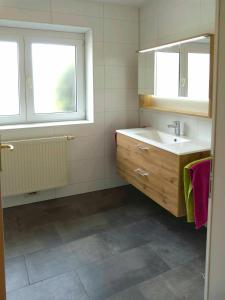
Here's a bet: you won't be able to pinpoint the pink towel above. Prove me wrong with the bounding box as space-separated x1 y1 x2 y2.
189 159 211 229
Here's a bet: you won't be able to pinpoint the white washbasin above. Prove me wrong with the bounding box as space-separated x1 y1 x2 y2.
116 127 211 155
134 130 190 145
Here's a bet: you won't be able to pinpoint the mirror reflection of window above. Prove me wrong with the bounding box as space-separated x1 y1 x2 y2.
188 52 210 100
155 52 180 97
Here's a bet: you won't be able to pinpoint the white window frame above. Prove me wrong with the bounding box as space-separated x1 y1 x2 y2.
0 28 86 125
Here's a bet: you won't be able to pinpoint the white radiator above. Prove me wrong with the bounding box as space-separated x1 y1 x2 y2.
1 136 72 197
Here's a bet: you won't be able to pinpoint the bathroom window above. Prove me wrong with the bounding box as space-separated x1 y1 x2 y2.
0 28 85 125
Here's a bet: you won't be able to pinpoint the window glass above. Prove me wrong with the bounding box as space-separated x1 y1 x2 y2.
188 52 210 100
31 43 76 114
155 51 180 97
0 41 20 116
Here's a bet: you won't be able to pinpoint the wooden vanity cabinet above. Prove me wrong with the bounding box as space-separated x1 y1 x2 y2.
116 133 210 217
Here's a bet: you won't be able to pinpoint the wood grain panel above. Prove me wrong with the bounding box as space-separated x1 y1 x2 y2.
117 159 179 215
117 132 210 217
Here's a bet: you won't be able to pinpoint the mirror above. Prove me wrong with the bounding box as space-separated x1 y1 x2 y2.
138 35 214 118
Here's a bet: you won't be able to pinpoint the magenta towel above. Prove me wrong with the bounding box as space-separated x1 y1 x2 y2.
189 159 211 229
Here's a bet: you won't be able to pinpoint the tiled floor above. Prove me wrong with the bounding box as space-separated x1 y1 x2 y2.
3 186 206 300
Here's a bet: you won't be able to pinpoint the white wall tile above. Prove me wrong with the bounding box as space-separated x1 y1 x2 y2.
0 0 51 11
104 155 117 179
105 66 137 89
198 118 212 143
68 158 105 184
55 183 81 199
105 89 138 111
103 3 139 21
0 126 54 141
127 110 139 128
93 42 104 67
51 113 105 138
94 88 105 113
140 18 157 49
93 66 105 89
104 111 128 134
104 43 138 67
0 7 52 23
200 0 216 33
104 177 127 189
78 179 106 194
104 19 138 44
51 0 103 18
52 13 104 42
68 134 105 161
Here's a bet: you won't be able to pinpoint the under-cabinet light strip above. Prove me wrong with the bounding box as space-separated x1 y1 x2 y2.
138 35 208 53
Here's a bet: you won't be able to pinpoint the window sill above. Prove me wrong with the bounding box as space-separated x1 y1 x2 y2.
0 120 93 131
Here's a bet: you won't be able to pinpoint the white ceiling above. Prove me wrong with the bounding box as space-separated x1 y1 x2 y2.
89 0 148 7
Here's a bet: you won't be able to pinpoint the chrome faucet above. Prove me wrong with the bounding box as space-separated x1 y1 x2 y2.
168 121 181 136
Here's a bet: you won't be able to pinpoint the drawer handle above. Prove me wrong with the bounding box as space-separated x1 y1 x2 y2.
136 144 150 151
134 168 149 177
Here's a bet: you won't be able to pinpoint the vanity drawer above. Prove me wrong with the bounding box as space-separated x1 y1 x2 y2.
117 133 179 184
117 155 179 215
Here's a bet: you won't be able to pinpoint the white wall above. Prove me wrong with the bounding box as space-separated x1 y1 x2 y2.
0 0 139 207
206 0 225 298
139 0 216 142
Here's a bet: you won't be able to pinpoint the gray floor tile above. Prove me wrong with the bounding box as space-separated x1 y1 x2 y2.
7 271 89 300
104 205 153 228
175 274 204 300
68 234 112 265
5 256 29 293
5 223 62 259
25 244 76 284
98 222 148 254
77 244 170 300
55 212 111 243
26 234 112 284
138 275 180 300
4 186 206 300
98 217 166 255
106 286 146 300
148 231 200 269
160 258 205 299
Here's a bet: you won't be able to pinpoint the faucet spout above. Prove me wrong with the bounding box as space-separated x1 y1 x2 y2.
168 121 181 136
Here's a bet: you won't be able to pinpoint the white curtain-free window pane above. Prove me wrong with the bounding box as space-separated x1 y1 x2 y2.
188 53 210 100
31 43 76 114
0 41 19 116
155 52 180 97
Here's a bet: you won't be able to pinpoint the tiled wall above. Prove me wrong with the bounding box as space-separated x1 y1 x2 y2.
0 0 139 207
139 0 216 143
